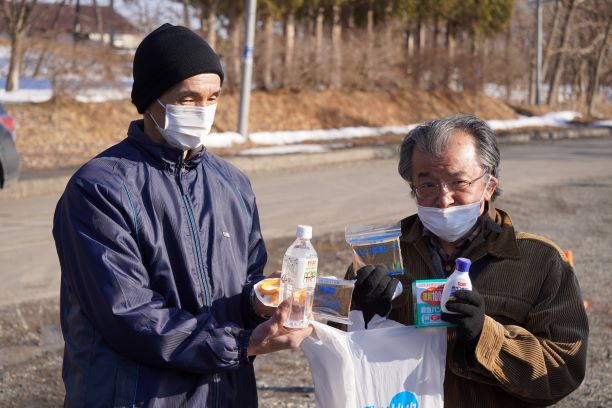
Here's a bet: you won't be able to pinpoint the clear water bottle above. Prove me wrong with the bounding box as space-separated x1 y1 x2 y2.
440 257 472 314
279 225 318 328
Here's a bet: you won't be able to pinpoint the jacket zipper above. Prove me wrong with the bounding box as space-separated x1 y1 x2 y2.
176 156 211 306
213 373 221 407
177 157 221 404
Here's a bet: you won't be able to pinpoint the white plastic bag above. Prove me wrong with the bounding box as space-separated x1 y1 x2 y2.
301 316 446 408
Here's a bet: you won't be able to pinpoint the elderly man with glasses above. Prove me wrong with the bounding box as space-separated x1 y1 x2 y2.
349 114 588 407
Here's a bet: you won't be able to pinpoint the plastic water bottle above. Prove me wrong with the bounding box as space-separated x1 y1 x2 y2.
440 257 472 314
279 225 318 328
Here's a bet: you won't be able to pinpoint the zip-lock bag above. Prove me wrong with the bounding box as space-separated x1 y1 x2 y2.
345 223 405 276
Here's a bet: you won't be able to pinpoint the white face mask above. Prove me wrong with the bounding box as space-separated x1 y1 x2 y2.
417 177 491 243
149 100 216 150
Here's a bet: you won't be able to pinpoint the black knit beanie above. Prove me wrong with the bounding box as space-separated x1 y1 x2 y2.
131 23 224 114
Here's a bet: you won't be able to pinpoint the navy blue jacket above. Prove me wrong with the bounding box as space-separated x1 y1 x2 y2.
53 120 267 407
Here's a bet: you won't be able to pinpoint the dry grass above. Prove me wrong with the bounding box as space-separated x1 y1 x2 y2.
8 90 517 170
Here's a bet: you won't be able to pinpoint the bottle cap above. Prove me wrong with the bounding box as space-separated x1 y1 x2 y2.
455 257 471 272
296 225 312 239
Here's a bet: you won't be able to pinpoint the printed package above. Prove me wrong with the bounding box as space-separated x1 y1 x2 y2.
313 276 355 325
412 279 454 328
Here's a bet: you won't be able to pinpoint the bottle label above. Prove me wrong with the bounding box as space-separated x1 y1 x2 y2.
448 281 469 301
282 255 318 289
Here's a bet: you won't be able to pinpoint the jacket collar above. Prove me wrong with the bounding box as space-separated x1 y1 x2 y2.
401 202 521 260
127 119 205 170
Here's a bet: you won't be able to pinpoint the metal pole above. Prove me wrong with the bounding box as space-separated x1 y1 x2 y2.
535 0 542 105
238 0 257 140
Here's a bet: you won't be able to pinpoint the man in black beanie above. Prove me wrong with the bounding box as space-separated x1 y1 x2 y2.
53 23 312 407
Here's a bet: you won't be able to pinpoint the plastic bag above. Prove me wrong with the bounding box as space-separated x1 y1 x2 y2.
345 223 405 276
301 317 446 408
313 276 356 325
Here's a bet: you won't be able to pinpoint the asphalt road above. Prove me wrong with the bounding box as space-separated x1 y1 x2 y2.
0 137 611 307
0 136 611 407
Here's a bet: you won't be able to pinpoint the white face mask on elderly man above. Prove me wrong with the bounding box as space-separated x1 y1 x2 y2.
149 100 217 150
417 176 491 243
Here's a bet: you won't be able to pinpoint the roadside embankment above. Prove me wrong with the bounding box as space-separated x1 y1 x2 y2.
1 126 610 201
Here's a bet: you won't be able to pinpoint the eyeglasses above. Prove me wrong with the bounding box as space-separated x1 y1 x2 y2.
412 171 489 200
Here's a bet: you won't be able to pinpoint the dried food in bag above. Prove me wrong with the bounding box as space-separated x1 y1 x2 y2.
345 223 404 277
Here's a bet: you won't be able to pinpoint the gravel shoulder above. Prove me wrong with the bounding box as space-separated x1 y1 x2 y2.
1 174 610 407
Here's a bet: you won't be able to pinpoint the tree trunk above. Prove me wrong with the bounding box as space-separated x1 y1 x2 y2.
446 23 456 58
383 1 393 46
263 13 273 90
182 0 190 27
346 3 354 30
5 0 37 91
7 32 24 91
283 13 295 88
413 18 426 86
229 17 242 88
109 0 115 47
542 0 561 81
406 26 414 58
528 59 535 105
547 0 577 105
587 17 611 115
577 59 588 103
205 1 217 49
330 4 342 89
433 17 440 49
504 25 512 100
92 0 104 44
366 3 374 49
417 19 425 52
445 22 456 88
315 7 324 69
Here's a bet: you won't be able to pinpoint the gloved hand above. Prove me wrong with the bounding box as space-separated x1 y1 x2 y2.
441 289 485 342
352 265 399 326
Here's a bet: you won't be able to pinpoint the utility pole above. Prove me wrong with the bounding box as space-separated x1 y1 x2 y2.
238 0 257 140
535 0 542 105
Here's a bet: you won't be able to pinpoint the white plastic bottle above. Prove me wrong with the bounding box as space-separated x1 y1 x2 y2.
440 257 472 314
279 225 318 328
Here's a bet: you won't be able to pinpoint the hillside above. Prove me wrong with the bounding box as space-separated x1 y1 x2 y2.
7 89 518 170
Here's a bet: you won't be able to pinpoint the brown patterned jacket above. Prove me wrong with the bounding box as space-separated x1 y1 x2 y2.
389 206 588 407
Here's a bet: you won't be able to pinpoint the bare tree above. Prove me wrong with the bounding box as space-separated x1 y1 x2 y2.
1 0 39 91
542 0 562 81
198 0 217 49
330 2 343 89
547 0 578 105
587 16 611 114
32 0 68 77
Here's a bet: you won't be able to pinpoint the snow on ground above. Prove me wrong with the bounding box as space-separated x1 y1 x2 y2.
0 84 609 155
238 144 334 156
487 111 581 130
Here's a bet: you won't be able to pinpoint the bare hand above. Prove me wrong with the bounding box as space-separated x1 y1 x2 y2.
247 300 313 356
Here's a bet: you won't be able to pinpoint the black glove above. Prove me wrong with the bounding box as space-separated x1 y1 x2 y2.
441 289 485 343
352 265 399 326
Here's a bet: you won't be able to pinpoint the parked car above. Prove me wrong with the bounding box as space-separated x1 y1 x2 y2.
0 103 20 188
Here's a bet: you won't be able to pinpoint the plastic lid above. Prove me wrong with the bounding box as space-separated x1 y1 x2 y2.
455 257 471 272
296 225 312 239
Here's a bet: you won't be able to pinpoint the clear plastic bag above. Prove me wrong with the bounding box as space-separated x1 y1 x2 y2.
345 223 405 276
313 276 355 325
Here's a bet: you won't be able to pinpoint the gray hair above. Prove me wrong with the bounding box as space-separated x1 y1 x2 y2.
398 114 502 201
